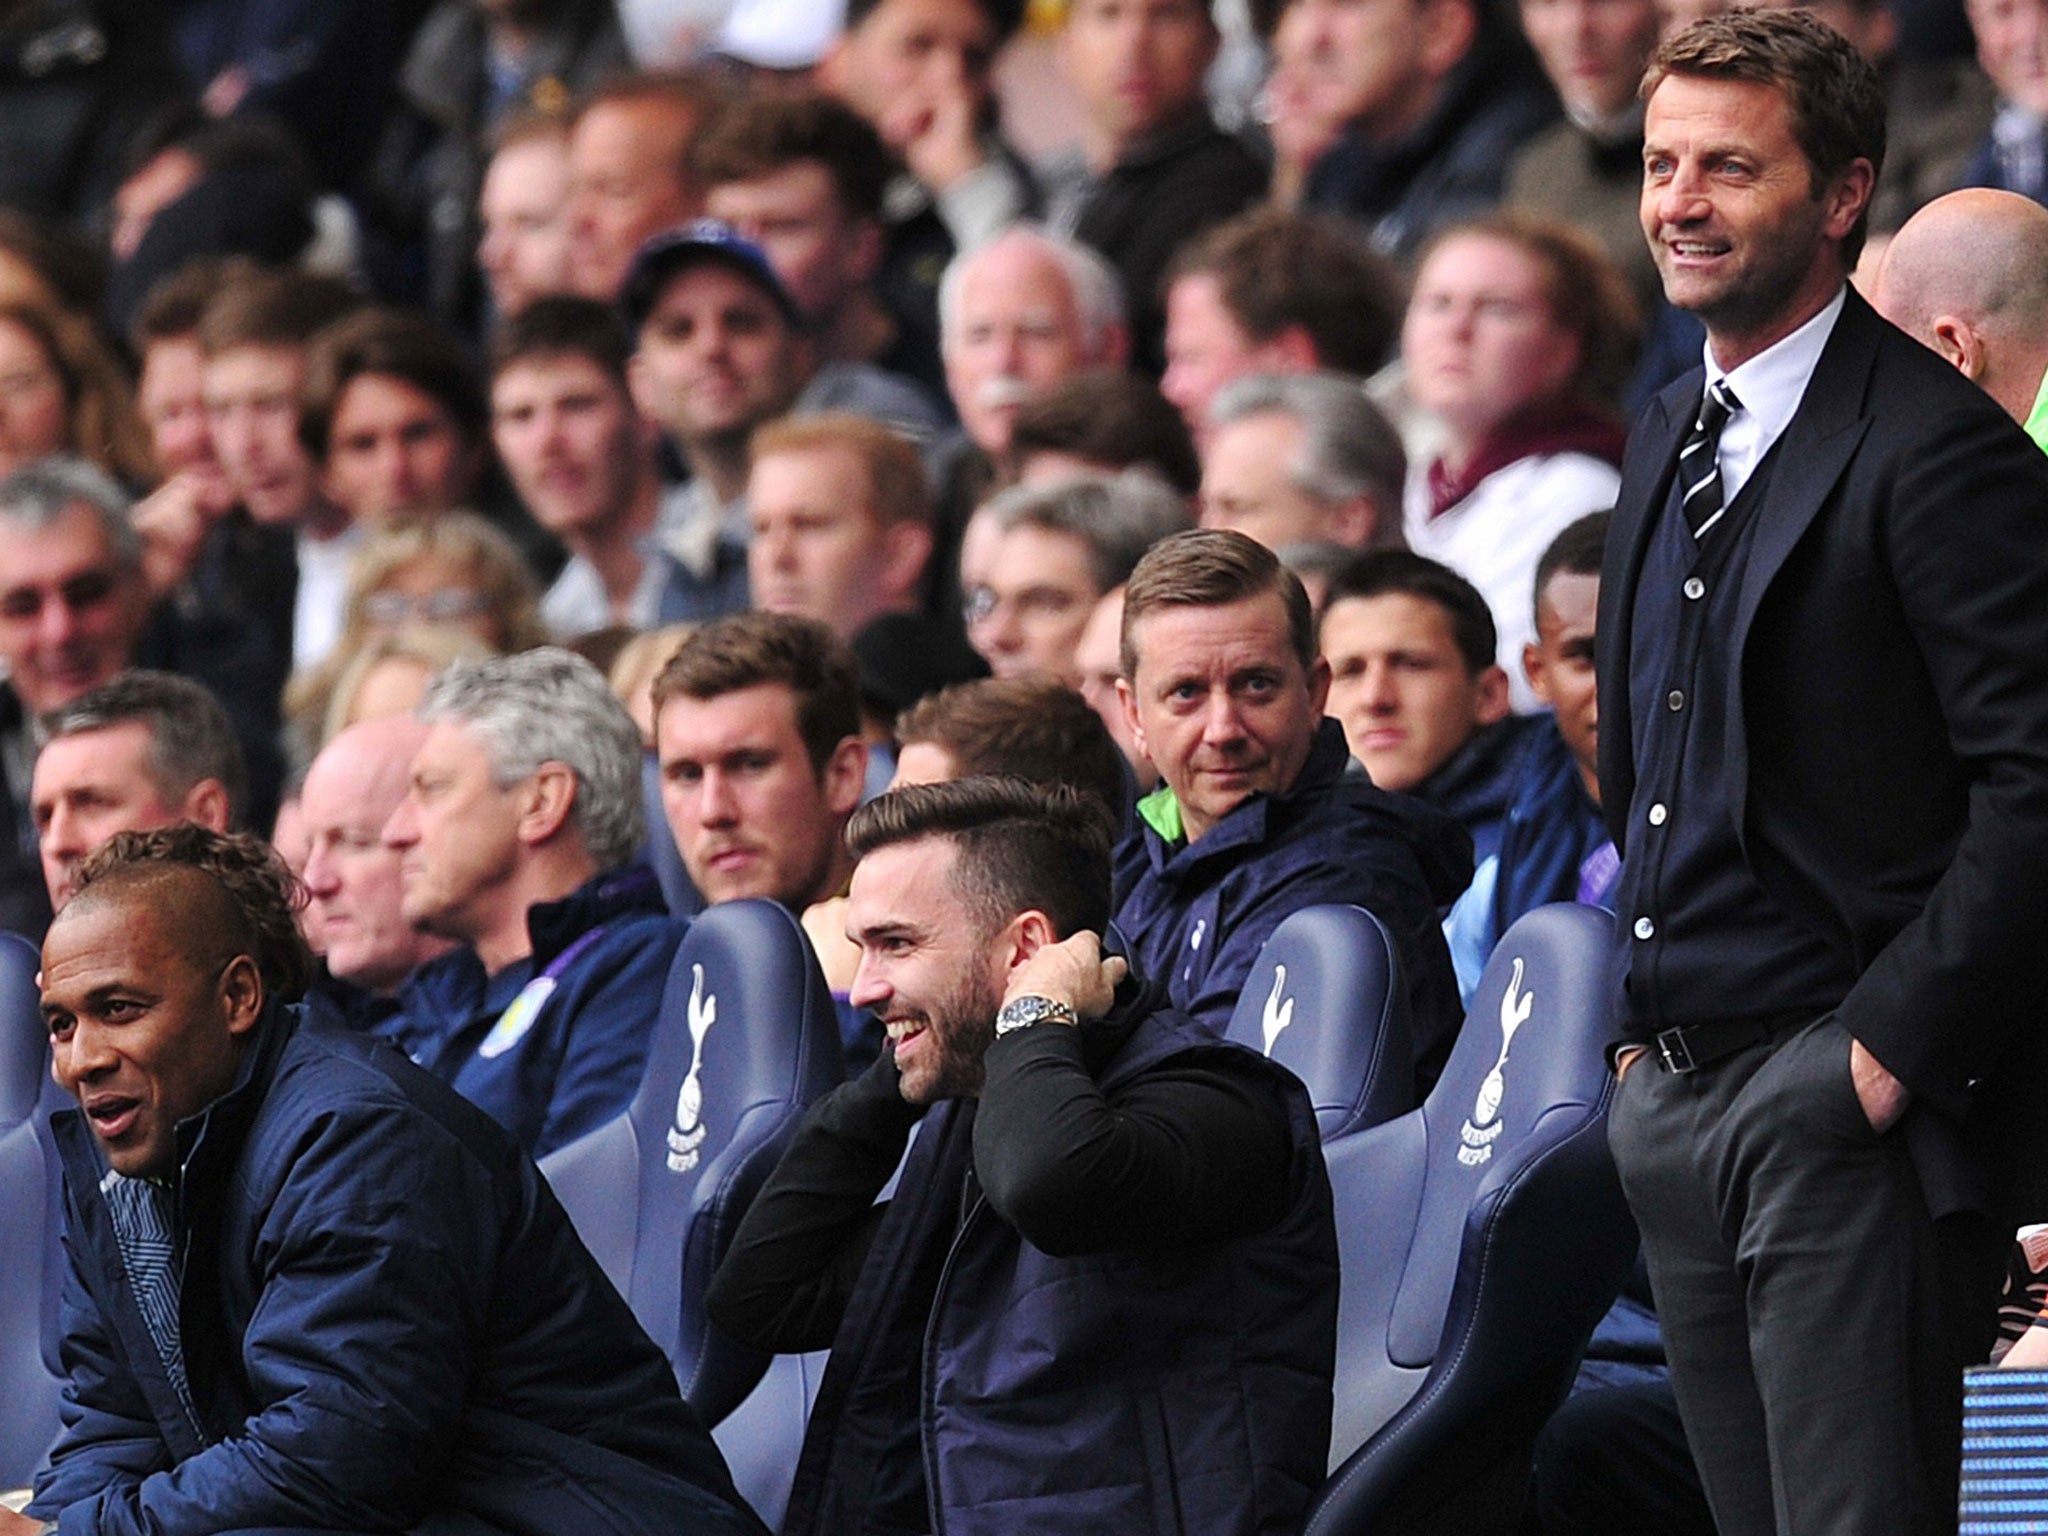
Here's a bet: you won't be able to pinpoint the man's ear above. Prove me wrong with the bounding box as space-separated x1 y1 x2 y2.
1095 321 1132 372
1116 675 1149 760
1929 315 1986 380
220 952 264 1037
634 394 663 456
517 762 579 846
847 217 886 287
1254 323 1321 375
1306 653 1333 717
822 735 869 817
183 777 232 834
1419 0 1478 80
1475 664 1512 725
999 908 1059 976
1822 158 1876 246
627 351 656 422
1325 494 1382 549
881 520 935 605
817 36 850 94
1522 641 1551 704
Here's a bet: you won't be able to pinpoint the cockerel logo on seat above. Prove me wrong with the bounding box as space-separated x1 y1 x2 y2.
667 965 717 1173
1460 957 1532 1166
1261 965 1296 1057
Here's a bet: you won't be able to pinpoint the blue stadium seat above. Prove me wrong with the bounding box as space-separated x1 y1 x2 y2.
1305 902 1637 1535
0 930 62 1487
540 899 844 1429
713 1348 831 1532
641 752 702 920
1222 903 1413 1137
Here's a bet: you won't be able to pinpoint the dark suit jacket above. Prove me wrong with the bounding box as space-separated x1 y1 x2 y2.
1597 287 2048 1222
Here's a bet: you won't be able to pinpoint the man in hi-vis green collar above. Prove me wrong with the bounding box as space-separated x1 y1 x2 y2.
1873 187 2048 453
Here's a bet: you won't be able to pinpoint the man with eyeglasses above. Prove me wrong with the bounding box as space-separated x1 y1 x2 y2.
0 457 155 939
961 470 1189 686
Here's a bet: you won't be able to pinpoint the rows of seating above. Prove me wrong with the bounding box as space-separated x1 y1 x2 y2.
0 903 1634 1528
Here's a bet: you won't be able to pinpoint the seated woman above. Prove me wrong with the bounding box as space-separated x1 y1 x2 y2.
1399 213 1638 710
0 299 153 487
283 512 547 763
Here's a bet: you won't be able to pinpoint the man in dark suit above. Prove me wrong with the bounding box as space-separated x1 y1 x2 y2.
1599 12 2048 1536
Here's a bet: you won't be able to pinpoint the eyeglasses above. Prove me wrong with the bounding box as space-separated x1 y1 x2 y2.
0 570 118 623
362 588 488 626
962 584 1086 628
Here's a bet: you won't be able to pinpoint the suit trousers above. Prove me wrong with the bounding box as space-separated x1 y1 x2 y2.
1608 1015 2003 1536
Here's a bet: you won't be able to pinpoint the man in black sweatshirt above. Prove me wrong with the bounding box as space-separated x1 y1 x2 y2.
708 776 1338 1536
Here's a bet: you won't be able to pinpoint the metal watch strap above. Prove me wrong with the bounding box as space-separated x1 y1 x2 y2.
996 995 1078 1036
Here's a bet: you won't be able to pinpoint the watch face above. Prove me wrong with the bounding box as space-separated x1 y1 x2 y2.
996 997 1042 1035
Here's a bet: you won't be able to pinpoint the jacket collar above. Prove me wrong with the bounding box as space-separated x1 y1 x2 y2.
1135 717 1350 872
403 863 666 1025
1105 111 1229 174
526 862 664 967
1416 713 1542 825
1597 286 1883 842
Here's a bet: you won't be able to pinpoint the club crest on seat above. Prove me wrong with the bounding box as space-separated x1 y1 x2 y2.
667 965 717 1173
1460 957 1533 1166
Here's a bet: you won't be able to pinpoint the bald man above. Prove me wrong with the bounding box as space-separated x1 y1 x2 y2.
300 715 455 1025
1873 188 2048 447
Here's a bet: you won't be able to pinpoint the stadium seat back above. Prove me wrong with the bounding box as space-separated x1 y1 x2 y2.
0 930 62 1486
542 899 844 1426
1307 903 1637 1535
1223 903 1413 1137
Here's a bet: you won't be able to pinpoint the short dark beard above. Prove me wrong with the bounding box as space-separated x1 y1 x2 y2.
911 967 1004 1102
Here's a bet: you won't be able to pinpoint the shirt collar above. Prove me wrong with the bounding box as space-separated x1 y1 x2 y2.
1702 283 1845 447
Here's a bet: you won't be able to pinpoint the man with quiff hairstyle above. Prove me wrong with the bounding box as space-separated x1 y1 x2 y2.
708 776 1337 1536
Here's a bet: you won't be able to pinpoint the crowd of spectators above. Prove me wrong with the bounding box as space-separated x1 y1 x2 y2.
1 0 2045 1529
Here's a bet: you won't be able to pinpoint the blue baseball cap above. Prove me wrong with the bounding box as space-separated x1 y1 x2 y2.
618 218 804 331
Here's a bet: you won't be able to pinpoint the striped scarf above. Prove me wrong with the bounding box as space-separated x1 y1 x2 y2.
101 1168 198 1428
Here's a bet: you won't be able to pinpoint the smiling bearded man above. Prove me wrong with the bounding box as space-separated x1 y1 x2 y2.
707 775 1338 1536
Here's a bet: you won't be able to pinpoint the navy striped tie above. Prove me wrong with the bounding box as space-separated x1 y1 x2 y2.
1680 380 1741 540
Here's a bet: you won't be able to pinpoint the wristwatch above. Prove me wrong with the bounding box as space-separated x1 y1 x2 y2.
995 994 1079 1037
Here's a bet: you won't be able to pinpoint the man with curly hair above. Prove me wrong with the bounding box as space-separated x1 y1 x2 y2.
12 825 764 1536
